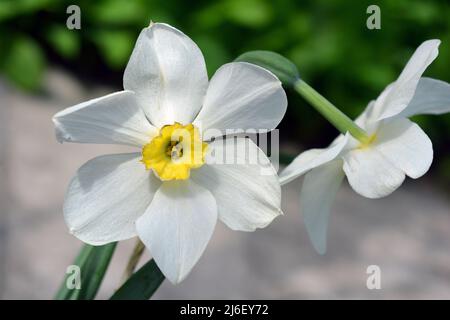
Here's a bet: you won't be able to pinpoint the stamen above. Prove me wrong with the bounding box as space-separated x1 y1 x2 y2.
170 143 183 160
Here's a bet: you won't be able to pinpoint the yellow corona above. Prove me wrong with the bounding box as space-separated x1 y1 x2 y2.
141 123 208 180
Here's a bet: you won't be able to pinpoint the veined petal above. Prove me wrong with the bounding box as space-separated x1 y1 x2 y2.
64 153 160 245
194 62 287 137
136 180 217 284
374 118 433 179
301 160 344 255
279 134 349 185
124 23 208 128
343 147 405 199
53 91 156 146
397 77 450 118
191 138 281 232
372 40 440 121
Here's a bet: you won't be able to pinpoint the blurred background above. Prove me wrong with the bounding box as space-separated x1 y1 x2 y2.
0 0 449 299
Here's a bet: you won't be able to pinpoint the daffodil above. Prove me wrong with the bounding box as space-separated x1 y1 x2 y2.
53 23 287 283
280 39 450 254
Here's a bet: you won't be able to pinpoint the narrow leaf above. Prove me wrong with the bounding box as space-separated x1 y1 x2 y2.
55 242 117 300
110 259 165 300
54 244 93 300
235 50 300 86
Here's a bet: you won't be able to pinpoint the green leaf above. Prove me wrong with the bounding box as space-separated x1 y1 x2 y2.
46 25 80 59
0 0 56 21
225 0 272 28
110 259 165 300
3 36 46 91
89 0 149 26
91 30 135 69
195 34 231 78
55 244 93 300
235 50 300 86
55 242 117 300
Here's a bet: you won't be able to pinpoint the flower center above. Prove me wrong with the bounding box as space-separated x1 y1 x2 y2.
141 123 208 181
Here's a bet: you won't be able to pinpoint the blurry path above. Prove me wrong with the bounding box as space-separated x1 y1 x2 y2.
0 71 449 299
0 80 9 295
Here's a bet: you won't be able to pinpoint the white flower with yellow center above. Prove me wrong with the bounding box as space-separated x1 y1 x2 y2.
280 39 450 254
53 23 287 283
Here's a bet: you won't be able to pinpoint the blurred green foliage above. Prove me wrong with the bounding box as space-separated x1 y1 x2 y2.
0 0 449 179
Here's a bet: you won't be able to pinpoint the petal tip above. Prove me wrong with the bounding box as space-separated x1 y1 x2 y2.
54 125 70 144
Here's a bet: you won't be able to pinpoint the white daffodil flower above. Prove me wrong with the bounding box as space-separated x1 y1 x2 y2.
280 39 450 254
53 23 287 283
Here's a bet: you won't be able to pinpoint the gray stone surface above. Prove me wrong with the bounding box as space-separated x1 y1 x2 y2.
0 70 449 299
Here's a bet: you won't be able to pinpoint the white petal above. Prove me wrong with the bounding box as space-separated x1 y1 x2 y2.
279 134 349 185
136 180 217 284
53 91 156 146
343 147 405 199
64 153 160 245
374 118 433 179
194 62 287 137
398 77 450 118
301 160 344 254
372 40 440 121
353 100 380 134
191 138 281 231
123 23 208 128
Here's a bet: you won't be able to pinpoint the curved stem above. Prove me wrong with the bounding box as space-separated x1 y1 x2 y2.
121 238 146 284
293 79 371 144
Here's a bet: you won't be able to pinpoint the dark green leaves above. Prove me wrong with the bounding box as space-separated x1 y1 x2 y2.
54 243 164 300
90 30 135 70
235 50 300 86
110 259 165 300
55 242 117 300
46 26 80 59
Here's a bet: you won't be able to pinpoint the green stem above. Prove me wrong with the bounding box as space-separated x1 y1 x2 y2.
121 238 146 284
294 79 370 143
